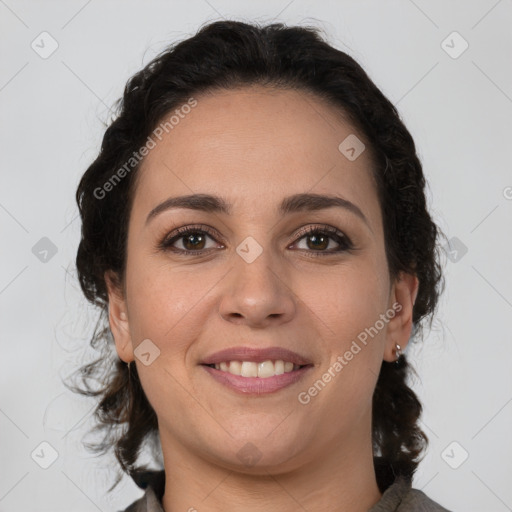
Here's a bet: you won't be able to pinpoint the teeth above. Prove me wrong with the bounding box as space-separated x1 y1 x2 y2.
212 360 301 378
241 361 258 377
257 360 275 378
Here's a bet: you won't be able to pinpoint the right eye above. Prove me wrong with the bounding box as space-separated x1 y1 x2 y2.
158 225 224 255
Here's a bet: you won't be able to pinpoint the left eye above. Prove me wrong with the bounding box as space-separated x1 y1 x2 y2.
293 230 348 252
289 226 353 254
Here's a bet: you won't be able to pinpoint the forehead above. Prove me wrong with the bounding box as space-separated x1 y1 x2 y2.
132 85 380 225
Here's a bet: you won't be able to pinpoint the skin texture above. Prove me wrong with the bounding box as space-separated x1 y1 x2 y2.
106 86 419 512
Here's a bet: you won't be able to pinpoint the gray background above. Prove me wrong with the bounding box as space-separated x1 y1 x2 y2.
1 0 511 510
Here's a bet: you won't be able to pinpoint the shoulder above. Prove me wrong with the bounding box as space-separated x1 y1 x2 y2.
118 486 164 512
369 476 452 512
118 470 166 512
118 494 144 512
398 487 451 512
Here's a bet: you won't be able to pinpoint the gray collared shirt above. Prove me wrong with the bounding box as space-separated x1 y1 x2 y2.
119 473 451 512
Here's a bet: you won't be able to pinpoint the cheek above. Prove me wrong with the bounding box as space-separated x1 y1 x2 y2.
303 260 389 337
125 265 210 418
302 261 389 400
125 259 208 353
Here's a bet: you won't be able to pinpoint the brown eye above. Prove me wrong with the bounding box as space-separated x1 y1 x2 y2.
304 232 329 251
159 225 222 255
158 224 353 257
180 232 207 251
291 225 353 256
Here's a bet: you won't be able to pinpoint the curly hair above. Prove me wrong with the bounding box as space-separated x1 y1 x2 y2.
69 20 445 493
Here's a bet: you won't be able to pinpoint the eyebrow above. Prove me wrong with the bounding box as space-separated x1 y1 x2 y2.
145 192 369 227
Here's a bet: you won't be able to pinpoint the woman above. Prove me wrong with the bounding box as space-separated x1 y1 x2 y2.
72 20 449 511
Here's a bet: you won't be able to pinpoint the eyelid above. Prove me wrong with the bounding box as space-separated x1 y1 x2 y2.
162 223 223 242
288 223 352 245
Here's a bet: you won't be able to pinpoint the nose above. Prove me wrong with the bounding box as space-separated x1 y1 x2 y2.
218 245 296 328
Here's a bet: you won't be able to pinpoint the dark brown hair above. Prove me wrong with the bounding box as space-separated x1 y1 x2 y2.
69 19 445 493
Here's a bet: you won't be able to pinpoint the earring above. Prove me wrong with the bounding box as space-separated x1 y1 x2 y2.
127 360 132 377
395 343 402 363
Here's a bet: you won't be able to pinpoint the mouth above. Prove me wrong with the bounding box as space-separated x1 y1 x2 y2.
202 360 308 378
200 345 312 367
199 346 314 394
201 363 313 394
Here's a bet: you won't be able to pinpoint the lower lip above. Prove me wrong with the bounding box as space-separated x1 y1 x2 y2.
201 365 313 394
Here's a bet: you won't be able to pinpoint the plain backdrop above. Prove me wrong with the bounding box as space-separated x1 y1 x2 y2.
1 1 511 511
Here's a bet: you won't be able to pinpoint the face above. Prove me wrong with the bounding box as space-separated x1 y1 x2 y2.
106 85 418 473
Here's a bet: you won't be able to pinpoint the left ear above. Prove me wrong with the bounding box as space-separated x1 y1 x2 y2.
383 271 419 362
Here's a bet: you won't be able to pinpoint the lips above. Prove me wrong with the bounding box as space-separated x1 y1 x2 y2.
202 364 313 394
200 346 313 366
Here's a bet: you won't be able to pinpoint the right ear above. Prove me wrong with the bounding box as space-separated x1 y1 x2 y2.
104 270 134 363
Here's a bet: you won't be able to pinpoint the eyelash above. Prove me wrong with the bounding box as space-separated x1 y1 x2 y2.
157 223 354 258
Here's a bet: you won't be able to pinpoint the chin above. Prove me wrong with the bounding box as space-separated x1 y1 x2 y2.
203 433 307 475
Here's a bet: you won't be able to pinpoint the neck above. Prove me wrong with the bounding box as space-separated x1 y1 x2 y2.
160 424 382 512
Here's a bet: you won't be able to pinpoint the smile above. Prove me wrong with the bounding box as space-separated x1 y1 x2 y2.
206 360 302 378
201 361 313 394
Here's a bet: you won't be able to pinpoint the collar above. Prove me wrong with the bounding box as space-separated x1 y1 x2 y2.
129 465 412 511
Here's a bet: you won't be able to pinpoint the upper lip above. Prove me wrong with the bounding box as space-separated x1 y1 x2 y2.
200 346 313 366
